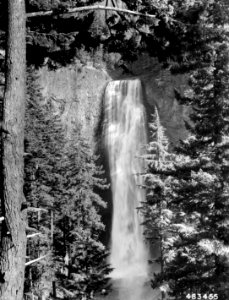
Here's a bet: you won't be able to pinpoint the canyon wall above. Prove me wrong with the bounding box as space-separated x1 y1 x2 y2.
38 55 189 146
38 60 110 143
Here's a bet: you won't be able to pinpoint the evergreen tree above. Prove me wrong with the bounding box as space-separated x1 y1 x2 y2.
24 69 111 299
54 129 111 299
0 0 214 68
149 1 229 299
24 69 66 297
0 1 27 299
141 4 229 297
141 107 175 299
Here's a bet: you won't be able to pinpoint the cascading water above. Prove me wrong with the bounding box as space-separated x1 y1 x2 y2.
104 79 149 299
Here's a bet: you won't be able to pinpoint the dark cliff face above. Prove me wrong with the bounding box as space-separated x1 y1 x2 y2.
38 55 189 147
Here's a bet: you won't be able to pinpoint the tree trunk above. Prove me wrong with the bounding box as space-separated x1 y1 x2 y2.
0 1 27 299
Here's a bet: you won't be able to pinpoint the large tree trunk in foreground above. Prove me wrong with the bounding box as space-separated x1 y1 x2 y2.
0 1 26 299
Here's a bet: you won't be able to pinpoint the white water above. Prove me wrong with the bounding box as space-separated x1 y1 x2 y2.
104 80 148 299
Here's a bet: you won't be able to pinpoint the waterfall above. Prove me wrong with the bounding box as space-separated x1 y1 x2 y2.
104 79 148 298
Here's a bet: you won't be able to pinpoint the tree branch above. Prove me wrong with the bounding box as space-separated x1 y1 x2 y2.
25 254 49 266
61 287 75 297
26 5 157 20
26 232 42 239
26 226 40 232
27 207 48 213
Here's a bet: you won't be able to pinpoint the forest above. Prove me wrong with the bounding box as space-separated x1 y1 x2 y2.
0 1 229 300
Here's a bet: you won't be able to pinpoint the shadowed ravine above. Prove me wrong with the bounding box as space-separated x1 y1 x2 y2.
103 80 157 300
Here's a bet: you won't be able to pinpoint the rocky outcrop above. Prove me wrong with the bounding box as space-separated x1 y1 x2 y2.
140 68 189 146
38 60 111 143
38 55 189 147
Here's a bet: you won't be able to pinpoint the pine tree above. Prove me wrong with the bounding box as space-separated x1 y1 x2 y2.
141 107 175 299
141 4 229 296
25 70 112 298
24 68 66 297
54 129 111 299
156 1 229 299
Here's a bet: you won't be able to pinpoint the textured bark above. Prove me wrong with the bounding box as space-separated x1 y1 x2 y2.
0 1 27 300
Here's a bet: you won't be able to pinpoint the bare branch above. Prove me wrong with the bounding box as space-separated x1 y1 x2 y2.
23 152 32 157
61 287 75 297
27 207 48 213
26 5 157 20
27 29 79 37
26 226 39 232
27 232 42 239
25 254 49 266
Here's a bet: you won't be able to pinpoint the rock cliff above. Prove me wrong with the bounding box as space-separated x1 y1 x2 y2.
38 55 189 147
38 61 110 143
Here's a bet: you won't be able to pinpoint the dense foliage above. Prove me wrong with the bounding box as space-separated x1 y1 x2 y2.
0 0 222 69
24 70 111 299
141 1 229 299
141 107 175 297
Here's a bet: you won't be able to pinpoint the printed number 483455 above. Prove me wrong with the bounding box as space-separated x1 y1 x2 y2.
186 294 218 300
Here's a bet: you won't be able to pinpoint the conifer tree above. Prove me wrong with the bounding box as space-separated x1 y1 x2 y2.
54 129 111 299
25 70 112 299
0 1 27 299
141 107 175 298
24 69 66 297
152 1 229 299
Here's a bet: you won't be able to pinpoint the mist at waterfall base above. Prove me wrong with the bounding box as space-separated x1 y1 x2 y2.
103 80 158 300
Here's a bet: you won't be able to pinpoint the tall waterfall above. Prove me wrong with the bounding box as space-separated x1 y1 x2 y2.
104 80 148 298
